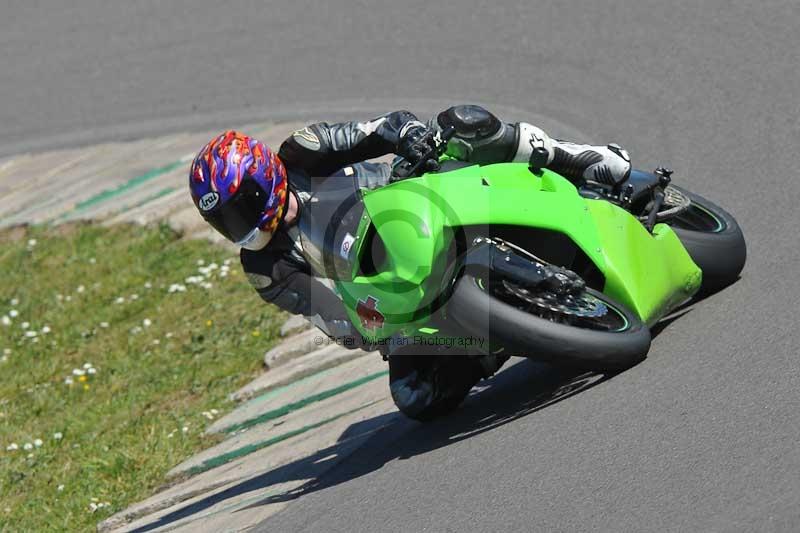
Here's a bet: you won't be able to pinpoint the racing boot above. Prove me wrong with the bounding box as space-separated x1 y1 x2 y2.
547 141 632 187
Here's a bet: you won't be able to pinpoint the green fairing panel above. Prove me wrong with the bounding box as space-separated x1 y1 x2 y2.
340 162 701 337
584 201 701 324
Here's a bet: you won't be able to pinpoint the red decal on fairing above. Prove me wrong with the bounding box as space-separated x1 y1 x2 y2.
356 296 384 331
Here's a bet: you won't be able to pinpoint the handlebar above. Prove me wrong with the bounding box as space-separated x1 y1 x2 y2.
393 125 457 180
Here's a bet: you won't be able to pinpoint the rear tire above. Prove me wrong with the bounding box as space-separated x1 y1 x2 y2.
666 185 746 296
448 275 651 371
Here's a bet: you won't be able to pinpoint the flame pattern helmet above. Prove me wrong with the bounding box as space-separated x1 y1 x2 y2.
189 131 288 250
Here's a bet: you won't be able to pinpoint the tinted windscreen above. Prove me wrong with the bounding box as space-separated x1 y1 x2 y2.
298 175 365 281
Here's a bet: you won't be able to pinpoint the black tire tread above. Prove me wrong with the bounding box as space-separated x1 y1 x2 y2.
668 185 746 296
448 277 651 371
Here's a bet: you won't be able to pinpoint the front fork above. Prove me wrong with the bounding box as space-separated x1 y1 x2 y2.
461 237 586 296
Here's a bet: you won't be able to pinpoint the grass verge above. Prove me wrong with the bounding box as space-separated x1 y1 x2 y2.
0 222 283 532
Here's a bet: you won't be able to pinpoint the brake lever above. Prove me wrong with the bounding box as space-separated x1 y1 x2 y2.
402 125 457 178
644 167 673 232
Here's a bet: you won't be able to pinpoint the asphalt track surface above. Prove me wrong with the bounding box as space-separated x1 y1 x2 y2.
4 1 799 531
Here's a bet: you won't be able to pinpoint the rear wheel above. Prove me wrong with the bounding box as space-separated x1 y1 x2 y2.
448 273 651 371
664 185 746 296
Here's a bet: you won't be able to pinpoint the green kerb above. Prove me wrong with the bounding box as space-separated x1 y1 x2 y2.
223 370 389 435
187 401 380 476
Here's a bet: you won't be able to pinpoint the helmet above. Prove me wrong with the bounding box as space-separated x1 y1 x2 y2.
189 131 288 250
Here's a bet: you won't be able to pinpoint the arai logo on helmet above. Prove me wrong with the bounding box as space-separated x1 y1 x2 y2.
198 192 219 211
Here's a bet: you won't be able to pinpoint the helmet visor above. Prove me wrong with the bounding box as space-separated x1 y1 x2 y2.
203 180 268 243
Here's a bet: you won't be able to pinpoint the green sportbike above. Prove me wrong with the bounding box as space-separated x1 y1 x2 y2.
298 129 746 370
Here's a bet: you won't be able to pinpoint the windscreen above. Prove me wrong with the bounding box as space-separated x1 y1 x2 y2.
297 175 366 281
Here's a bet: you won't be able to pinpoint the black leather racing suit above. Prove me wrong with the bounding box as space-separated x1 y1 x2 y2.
240 105 631 419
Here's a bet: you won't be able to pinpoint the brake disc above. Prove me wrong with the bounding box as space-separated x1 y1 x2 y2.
502 280 608 319
637 185 692 223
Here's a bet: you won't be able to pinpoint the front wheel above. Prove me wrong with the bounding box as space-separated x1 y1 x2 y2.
665 185 746 296
447 275 651 371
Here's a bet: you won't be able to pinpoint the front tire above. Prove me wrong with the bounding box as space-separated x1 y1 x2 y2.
666 185 746 296
448 275 651 371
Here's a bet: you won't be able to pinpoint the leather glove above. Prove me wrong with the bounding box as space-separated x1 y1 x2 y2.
397 124 440 173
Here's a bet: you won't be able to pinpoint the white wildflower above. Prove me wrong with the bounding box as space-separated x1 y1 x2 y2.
144 281 152 289
208 262 219 270
152 339 160 345
99 322 109 328
196 259 205 266
27 453 34 459
9 310 18 318
201 282 213 290
1 316 10 326
142 318 152 328
130 326 142 334
87 367 97 375
3 349 11 355
89 502 98 513
23 442 33 451
182 426 189 433
64 377 74 386
57 484 65 492
10 298 18 306
56 293 63 301
65 295 72 302
72 369 86 377
83 363 92 369
223 258 232 266
25 330 37 338
33 438 43 447
27 239 37 247
185 275 204 284
89 257 96 264
53 432 63 440
165 332 174 338
130 294 139 301
168 284 187 293
76 285 85 293
6 443 18 451
41 325 51 334
21 321 30 329
219 271 228 278
210 409 219 415
114 297 125 304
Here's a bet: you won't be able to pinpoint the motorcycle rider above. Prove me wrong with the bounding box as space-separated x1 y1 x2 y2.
189 105 631 420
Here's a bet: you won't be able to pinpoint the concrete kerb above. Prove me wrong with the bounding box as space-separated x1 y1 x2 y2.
98 396 401 533
232 344 377 403
279 315 312 337
263 329 323 369
209 353 387 435
171 373 390 478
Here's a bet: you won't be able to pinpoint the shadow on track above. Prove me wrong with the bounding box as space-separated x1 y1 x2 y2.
130 304 698 532
129 358 621 532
